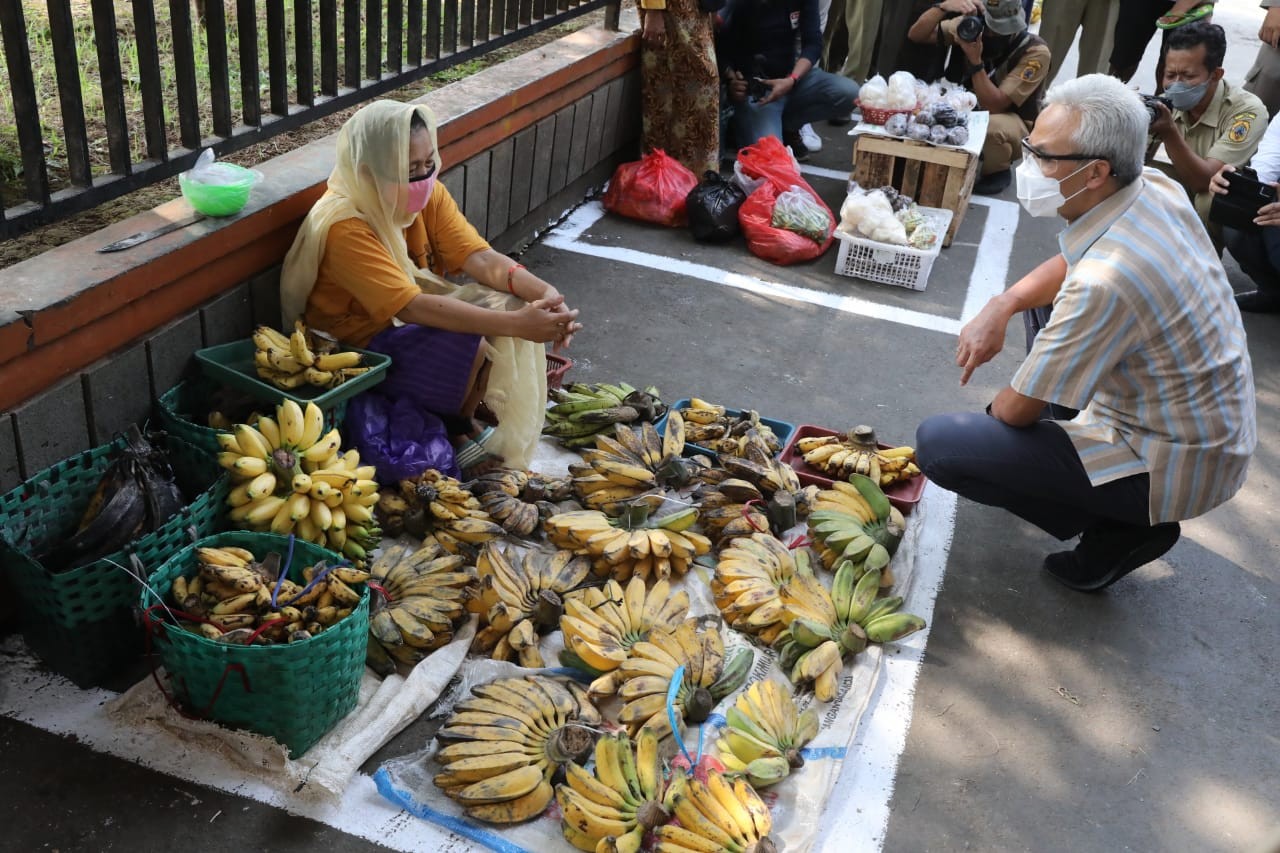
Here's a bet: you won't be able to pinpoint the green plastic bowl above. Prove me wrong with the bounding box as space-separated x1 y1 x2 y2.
179 164 261 216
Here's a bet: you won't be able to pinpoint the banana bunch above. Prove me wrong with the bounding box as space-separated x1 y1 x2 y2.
680 398 784 456
218 399 381 563
590 617 752 741
376 469 505 555
714 679 819 788
557 729 669 853
543 508 712 583
465 469 572 538
558 576 690 675
433 674 602 824
711 533 814 645
696 432 816 548
252 322 370 391
776 561 926 701
798 425 921 488
543 382 666 449
569 413 690 516
364 539 477 671
656 767 776 853
469 542 591 667
807 474 905 579
170 545 368 643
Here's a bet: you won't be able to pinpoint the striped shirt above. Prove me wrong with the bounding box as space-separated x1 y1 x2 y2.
1011 169 1256 524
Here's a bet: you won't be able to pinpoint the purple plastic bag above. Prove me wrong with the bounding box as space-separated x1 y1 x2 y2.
345 390 460 482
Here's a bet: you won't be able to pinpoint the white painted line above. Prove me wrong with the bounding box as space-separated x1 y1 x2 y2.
543 194 1020 337
799 163 854 183
814 484 959 852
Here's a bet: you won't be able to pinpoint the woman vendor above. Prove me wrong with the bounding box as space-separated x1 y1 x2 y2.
280 100 581 479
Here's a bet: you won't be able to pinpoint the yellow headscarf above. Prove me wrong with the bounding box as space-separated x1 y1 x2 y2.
279 100 547 470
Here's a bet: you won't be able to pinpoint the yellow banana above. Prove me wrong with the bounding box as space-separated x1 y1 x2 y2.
277 398 306 447
299 402 325 449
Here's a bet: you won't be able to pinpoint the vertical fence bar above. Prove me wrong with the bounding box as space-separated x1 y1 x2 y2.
366 0 382 78
604 0 619 29
505 0 517 35
387 0 403 71
237 0 261 124
531 0 544 22
475 0 489 45
321 0 339 93
344 0 361 86
0 1 49 202
46 0 93 186
266 0 289 115
489 0 504 36
426 0 441 59
296 0 315 105
131 0 168 159
89 0 131 175
168 0 202 148
444 0 458 55
460 0 474 49
407 0 423 64
517 0 530 27
204 0 234 136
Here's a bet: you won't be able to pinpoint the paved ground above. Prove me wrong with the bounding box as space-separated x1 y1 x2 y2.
3 5 1279 851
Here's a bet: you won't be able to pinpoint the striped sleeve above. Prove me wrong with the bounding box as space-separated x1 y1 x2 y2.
1010 279 1140 411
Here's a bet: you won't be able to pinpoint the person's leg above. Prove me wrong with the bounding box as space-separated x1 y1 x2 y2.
1108 0 1166 82
781 69 861 132
730 96 786 147
1244 42 1280 120
974 113 1027 194
874 0 918 75
1227 226 1280 311
1075 0 1120 77
823 0 849 73
840 0 884 83
1040 0 1087 85
915 412 1151 539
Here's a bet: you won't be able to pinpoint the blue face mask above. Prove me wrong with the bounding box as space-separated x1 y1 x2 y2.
1164 79 1211 111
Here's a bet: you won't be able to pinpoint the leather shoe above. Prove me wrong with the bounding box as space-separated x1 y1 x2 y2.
973 168 1012 195
1043 521 1181 592
1234 289 1280 313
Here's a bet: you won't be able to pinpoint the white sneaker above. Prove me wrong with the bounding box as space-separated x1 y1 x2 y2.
799 123 823 152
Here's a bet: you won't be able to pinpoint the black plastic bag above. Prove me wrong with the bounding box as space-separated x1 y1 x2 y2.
686 171 747 243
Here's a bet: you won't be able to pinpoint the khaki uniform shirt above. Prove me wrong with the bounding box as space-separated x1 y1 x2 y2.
940 20 1051 109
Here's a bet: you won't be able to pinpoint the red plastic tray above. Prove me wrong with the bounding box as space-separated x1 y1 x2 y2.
780 424 926 515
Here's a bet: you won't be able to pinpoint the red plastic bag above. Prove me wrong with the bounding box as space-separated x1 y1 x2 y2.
735 136 835 263
603 149 699 227
739 183 835 265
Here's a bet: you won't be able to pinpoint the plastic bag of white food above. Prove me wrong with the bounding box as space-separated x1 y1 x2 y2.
859 75 889 109
840 188 908 245
886 71 918 109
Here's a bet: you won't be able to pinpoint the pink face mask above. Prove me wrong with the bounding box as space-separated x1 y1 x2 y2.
405 174 436 213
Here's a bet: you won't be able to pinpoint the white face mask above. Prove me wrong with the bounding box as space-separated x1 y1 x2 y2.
1015 157 1098 218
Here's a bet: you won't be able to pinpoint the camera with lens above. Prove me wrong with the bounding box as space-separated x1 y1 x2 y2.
748 77 772 102
1140 94 1172 124
956 14 986 42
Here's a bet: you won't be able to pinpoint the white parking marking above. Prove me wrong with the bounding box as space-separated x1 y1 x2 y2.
543 195 1018 335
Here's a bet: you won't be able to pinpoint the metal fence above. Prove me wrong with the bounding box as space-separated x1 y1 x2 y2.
0 0 620 239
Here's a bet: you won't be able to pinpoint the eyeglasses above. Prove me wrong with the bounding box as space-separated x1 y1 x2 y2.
409 161 437 182
1020 136 1107 168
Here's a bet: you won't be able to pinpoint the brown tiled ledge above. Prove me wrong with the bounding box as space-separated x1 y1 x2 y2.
0 16 640 415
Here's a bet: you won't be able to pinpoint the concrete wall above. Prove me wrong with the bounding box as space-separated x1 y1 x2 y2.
0 20 641 492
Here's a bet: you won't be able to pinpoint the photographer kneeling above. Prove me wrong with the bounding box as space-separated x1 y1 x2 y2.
1145 22 1269 248
908 0 1050 194
1211 117 1280 312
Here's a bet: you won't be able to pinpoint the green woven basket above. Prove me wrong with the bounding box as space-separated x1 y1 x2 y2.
141 531 368 757
156 377 346 457
0 433 229 688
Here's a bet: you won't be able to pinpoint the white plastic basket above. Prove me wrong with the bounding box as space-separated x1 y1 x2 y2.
833 206 953 291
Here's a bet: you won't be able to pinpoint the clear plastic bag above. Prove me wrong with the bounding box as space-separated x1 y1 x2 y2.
771 185 832 243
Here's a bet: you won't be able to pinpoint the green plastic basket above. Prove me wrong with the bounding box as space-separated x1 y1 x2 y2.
194 338 390 415
141 531 368 757
155 377 345 457
0 433 230 687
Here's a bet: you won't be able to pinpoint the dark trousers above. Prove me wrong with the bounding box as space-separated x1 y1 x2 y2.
916 412 1151 540
1225 225 1280 294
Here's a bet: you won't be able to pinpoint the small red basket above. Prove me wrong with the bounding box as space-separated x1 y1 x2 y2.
546 353 573 391
855 101 916 126
780 424 926 514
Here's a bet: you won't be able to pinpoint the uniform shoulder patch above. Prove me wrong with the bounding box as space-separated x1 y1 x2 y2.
1228 111 1257 144
1021 58 1043 81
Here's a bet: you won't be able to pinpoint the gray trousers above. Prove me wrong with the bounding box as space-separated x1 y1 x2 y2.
1245 42 1280 120
915 412 1151 540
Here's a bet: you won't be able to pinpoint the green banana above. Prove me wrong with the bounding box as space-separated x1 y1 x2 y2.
709 648 753 701
863 612 926 643
845 567 881 624
861 595 904 625
847 473 892 522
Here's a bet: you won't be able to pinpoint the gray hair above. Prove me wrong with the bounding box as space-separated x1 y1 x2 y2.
1043 74 1148 186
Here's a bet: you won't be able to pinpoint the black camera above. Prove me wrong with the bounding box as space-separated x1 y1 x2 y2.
956 15 985 42
1140 94 1172 124
748 78 771 102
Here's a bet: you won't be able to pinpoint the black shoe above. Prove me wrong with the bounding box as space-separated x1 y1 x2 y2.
783 131 811 162
1234 289 1280 313
1043 521 1181 592
973 168 1012 195
827 114 853 127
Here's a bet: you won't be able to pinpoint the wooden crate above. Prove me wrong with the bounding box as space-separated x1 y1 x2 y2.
851 134 979 247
